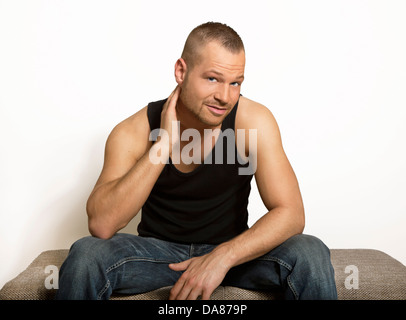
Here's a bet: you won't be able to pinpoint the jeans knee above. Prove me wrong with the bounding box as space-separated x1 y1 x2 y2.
60 236 108 277
57 236 112 299
296 234 330 259
287 234 337 299
280 234 333 272
69 236 100 260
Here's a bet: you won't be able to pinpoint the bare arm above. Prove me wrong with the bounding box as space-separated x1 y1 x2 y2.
87 86 181 239
169 98 305 300
215 98 305 266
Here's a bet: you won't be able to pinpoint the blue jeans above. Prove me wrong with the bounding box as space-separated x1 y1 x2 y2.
55 233 337 300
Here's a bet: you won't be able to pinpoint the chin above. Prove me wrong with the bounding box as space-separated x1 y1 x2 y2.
199 112 229 128
202 119 224 127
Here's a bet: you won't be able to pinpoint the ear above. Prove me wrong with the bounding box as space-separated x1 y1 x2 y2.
174 58 187 86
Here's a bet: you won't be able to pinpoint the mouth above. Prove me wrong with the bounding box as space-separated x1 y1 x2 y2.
206 104 227 115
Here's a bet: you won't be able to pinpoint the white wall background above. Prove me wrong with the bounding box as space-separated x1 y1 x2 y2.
1 0 405 289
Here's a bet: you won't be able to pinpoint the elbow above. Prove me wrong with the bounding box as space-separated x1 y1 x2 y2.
86 199 116 240
296 205 306 234
297 219 305 235
88 217 116 240
285 201 305 236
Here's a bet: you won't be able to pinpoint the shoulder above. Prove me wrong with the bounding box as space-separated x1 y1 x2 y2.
236 96 280 138
109 106 149 143
106 105 151 161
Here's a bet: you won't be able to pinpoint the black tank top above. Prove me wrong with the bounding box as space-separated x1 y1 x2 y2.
138 98 253 244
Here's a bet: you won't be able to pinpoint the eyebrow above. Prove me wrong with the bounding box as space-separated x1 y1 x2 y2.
206 69 245 81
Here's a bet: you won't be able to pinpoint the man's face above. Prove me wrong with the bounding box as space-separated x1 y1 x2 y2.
178 41 245 128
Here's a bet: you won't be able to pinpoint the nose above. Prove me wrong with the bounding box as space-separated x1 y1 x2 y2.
214 84 230 105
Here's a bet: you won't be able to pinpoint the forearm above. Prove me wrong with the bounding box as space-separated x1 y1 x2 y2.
87 141 169 239
215 206 305 269
168 206 305 300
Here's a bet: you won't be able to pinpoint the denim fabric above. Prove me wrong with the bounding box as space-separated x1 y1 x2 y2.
55 233 337 300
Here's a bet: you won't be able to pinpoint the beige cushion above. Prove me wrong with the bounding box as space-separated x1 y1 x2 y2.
0 250 69 300
331 249 406 300
1 249 405 300
110 286 278 300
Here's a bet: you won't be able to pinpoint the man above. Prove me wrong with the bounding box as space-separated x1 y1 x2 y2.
56 22 337 300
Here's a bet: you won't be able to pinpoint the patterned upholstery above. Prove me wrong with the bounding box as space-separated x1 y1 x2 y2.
1 249 405 300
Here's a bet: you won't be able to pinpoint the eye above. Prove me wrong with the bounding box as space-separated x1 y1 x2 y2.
231 82 241 87
208 77 217 83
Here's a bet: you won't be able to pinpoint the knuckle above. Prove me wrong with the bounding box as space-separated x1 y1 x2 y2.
186 277 196 287
180 271 189 280
202 284 210 293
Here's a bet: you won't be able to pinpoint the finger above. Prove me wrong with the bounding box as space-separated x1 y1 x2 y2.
168 259 191 271
167 86 181 112
186 287 202 300
180 278 206 300
168 85 179 100
169 277 186 300
201 288 214 301
163 86 180 111
174 284 192 300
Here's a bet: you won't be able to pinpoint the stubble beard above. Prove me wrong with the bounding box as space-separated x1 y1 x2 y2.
180 93 235 129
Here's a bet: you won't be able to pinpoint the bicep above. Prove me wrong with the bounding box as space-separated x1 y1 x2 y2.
253 110 303 212
93 107 151 190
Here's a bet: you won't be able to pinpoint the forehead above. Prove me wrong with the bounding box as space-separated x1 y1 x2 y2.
195 41 245 75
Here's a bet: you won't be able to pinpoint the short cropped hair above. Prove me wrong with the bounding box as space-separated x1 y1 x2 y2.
181 22 245 69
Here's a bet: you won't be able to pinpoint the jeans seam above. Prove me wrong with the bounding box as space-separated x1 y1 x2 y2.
287 276 299 300
99 257 175 299
257 256 299 299
97 280 110 300
106 257 174 273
